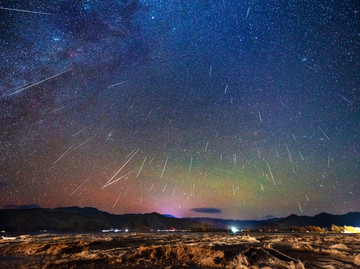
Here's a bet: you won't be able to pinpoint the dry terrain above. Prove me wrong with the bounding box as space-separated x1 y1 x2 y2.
0 232 360 268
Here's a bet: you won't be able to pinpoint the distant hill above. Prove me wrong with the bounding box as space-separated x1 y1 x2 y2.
0 207 359 232
52 206 106 217
189 213 360 230
262 212 360 229
0 207 200 232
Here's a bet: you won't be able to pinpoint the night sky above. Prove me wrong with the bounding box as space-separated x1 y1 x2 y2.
0 0 359 220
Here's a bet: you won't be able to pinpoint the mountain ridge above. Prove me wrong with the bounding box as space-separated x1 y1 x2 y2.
0 207 359 232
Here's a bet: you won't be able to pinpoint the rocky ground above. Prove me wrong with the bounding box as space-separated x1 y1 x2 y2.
0 232 360 268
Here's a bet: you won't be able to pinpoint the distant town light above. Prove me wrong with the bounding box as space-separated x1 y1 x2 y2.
231 227 239 234
101 229 113 233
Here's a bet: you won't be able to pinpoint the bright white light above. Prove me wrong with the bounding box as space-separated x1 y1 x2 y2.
125 229 129 233
231 227 239 234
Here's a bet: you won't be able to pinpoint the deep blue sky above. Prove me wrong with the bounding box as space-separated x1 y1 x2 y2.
0 0 359 219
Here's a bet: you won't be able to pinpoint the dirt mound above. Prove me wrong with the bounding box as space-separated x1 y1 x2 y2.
127 244 225 267
329 243 349 250
232 247 307 269
290 243 317 252
4 241 90 256
354 254 360 266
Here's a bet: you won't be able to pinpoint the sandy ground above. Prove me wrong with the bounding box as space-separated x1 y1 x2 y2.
0 232 360 268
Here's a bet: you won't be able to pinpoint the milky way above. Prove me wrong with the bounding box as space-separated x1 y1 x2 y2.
0 0 359 219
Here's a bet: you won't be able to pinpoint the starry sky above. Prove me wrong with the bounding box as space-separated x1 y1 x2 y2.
0 0 359 220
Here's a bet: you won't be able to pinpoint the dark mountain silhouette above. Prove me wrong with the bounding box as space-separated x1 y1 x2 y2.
0 207 359 232
53 206 105 217
262 212 360 229
189 212 360 230
0 207 200 232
